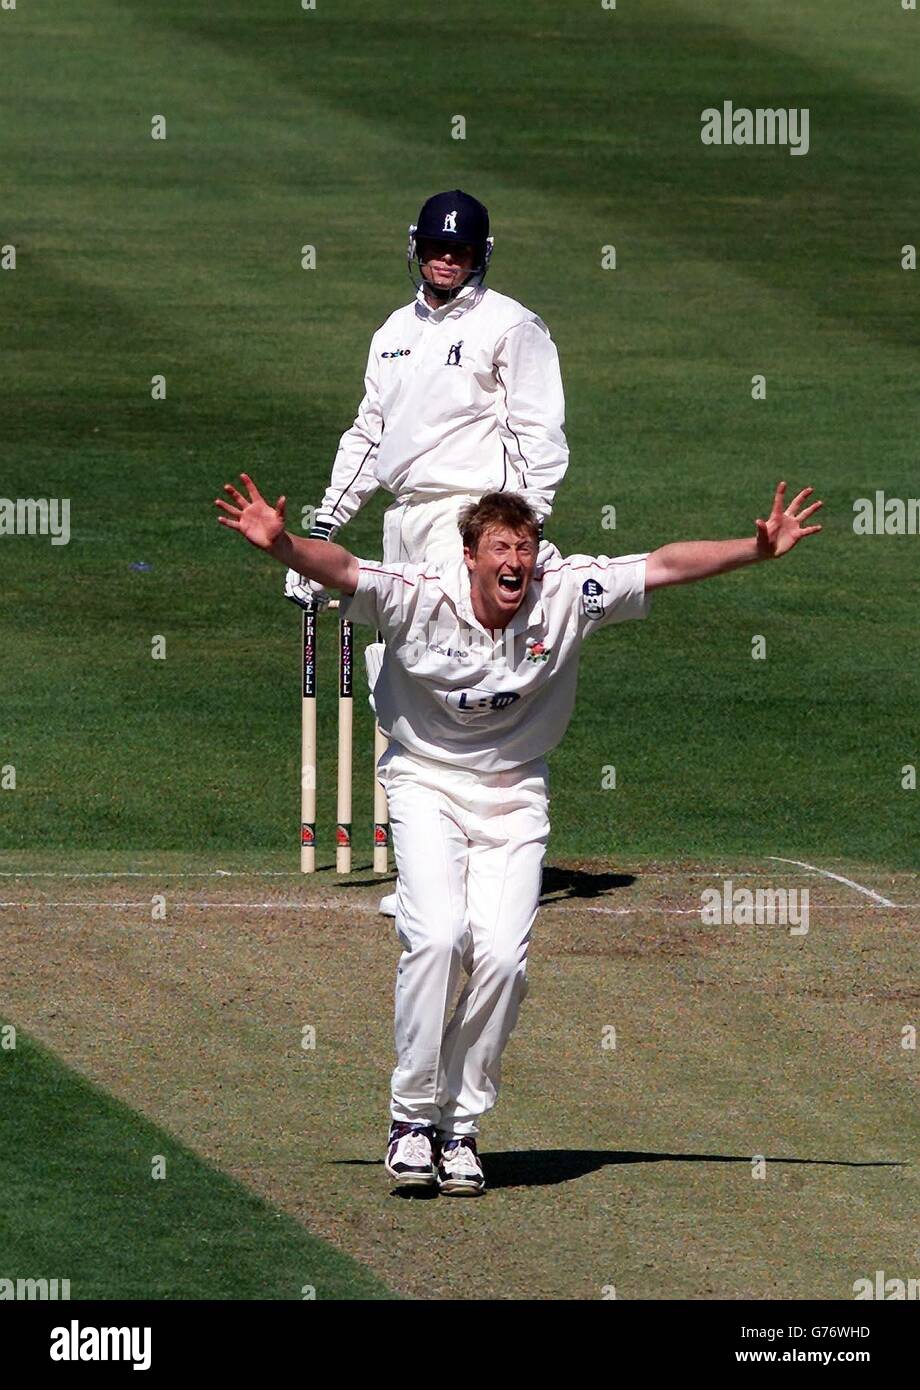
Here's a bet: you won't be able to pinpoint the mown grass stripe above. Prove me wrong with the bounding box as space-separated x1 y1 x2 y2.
0 1028 395 1300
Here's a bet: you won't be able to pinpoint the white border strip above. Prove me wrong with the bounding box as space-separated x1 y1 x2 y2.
767 856 896 907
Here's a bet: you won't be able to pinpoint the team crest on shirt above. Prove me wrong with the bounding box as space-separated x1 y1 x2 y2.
582 579 605 619
525 637 551 663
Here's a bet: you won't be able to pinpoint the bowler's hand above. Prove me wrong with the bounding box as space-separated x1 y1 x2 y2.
756 481 823 560
215 473 286 552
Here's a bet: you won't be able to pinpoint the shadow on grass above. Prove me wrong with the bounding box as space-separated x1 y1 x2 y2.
337 866 636 902
539 867 635 901
480 1149 908 1189
338 1149 906 1190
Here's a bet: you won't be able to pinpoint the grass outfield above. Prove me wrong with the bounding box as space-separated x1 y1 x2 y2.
0 1027 393 1299
2 0 917 870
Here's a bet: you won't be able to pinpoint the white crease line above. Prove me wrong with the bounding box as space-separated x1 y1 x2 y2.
2 867 912 880
0 900 369 911
582 904 919 916
767 856 897 907
673 870 915 880
0 899 382 912
0 871 298 879
1 901 917 914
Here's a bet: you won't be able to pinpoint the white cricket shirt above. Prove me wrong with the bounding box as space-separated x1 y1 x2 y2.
340 552 651 772
316 284 568 529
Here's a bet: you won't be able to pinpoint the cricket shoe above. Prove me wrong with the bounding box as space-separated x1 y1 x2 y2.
379 892 397 918
385 1121 438 1189
436 1137 486 1196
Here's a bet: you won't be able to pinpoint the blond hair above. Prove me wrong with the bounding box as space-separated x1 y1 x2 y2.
458 492 540 554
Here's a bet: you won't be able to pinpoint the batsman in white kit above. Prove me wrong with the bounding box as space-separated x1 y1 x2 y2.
284 189 570 910
284 185 567 578
216 473 823 1197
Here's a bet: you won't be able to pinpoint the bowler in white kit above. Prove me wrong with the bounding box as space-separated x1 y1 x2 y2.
216 473 822 1196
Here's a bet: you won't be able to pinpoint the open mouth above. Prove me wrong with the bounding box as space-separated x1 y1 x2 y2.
498 574 523 595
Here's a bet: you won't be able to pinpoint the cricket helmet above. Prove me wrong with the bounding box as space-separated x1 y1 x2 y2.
407 189 494 300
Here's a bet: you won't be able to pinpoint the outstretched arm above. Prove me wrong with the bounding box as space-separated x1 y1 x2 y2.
644 482 822 592
215 473 360 594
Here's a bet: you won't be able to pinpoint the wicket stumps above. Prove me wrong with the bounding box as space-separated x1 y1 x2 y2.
300 601 390 874
373 714 389 873
336 614 353 872
300 605 317 873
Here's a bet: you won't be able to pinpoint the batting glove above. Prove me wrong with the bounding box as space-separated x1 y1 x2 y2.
535 522 558 577
282 519 339 610
283 570 333 610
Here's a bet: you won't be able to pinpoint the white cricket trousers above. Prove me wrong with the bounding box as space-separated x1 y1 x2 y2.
377 743 550 1137
382 492 479 564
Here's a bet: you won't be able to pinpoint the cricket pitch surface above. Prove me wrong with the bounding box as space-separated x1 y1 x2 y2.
2 852 917 1300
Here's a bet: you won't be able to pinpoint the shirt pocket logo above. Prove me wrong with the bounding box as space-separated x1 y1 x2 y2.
582 578 605 619
443 687 521 722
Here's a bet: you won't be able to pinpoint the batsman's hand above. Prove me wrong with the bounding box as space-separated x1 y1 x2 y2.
284 570 333 611
215 473 286 551
755 481 823 560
